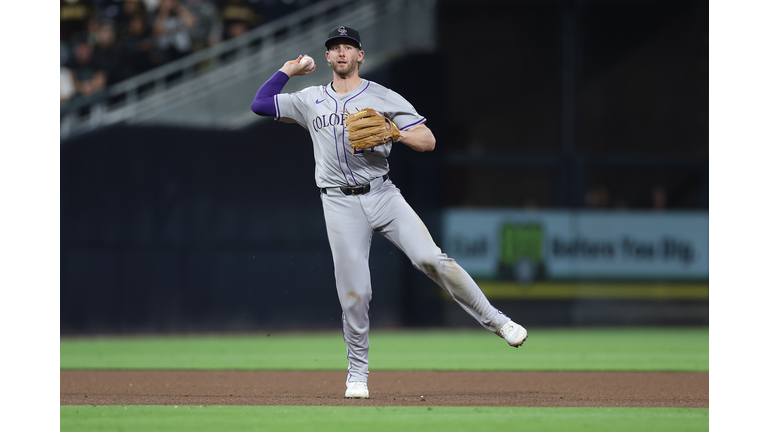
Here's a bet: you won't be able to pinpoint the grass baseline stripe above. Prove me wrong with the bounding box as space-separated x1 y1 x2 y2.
60 406 709 432
60 328 709 371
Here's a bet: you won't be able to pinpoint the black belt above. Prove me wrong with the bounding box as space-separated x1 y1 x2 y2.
322 174 389 196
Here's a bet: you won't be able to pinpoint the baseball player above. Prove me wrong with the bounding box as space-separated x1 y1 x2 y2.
250 26 527 399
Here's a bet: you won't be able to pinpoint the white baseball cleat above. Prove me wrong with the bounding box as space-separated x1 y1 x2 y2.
345 381 369 399
497 320 528 348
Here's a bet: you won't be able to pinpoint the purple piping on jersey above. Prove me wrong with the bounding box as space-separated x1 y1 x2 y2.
340 80 372 185
275 97 281 119
324 86 354 185
401 117 427 130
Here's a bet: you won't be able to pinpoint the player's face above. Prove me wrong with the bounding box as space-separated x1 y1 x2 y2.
326 43 363 77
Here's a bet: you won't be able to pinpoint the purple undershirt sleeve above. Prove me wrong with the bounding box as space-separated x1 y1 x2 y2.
250 71 290 116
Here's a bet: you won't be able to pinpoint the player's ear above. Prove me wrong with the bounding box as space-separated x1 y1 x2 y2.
358 49 364 60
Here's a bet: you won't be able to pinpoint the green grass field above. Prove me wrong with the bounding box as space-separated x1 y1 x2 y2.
60 327 709 431
60 327 708 371
60 406 708 432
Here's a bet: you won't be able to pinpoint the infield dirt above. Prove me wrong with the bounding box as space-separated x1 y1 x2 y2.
60 370 708 407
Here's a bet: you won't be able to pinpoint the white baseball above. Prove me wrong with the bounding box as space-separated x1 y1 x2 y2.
300 55 314 71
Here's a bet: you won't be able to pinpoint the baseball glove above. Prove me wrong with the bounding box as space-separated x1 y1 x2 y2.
344 108 401 150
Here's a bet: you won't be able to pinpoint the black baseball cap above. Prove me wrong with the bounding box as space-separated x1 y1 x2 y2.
325 26 362 49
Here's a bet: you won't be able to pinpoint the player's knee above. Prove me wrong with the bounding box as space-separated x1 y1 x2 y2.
413 254 440 278
414 253 461 280
340 290 369 311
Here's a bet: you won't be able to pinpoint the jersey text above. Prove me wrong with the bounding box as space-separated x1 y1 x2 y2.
312 112 347 133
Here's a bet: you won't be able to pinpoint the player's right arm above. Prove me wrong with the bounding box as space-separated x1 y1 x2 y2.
250 56 316 116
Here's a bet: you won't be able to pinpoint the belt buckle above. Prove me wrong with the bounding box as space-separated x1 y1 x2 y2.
350 185 363 196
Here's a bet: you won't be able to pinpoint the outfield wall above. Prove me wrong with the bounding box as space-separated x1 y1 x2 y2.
60 122 708 334
60 120 708 334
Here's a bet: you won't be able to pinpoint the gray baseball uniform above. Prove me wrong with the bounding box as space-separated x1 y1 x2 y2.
270 79 515 385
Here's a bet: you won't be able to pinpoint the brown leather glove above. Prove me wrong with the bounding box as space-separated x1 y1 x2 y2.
344 108 401 150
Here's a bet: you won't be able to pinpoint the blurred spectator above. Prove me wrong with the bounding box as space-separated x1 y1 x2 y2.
142 0 161 13
85 17 103 45
61 0 315 103
585 185 610 209
522 199 538 210
61 0 97 43
152 0 197 63
121 13 157 76
61 42 77 104
92 20 126 85
185 0 222 51
116 0 148 37
69 39 108 99
651 185 667 210
95 0 124 21
219 0 262 40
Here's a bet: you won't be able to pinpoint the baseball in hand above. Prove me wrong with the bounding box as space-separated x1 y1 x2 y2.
300 55 314 71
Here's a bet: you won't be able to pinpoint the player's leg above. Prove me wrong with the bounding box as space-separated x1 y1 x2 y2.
368 183 525 344
321 192 374 389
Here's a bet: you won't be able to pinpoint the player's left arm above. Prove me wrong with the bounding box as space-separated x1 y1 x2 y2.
397 123 436 152
381 89 435 152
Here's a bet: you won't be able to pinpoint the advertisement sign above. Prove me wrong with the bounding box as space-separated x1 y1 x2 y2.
443 210 708 281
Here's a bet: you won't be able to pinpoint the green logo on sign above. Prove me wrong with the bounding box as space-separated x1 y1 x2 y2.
498 223 545 284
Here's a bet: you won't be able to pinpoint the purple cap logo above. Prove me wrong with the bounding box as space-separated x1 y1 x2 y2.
325 26 361 49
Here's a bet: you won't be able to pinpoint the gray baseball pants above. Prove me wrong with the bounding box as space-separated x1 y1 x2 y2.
321 176 511 384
